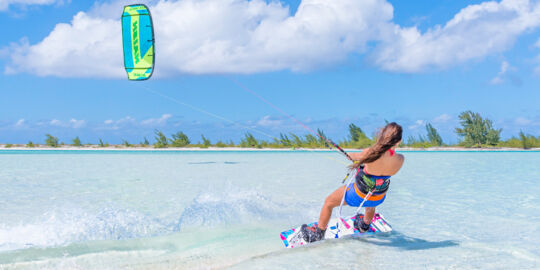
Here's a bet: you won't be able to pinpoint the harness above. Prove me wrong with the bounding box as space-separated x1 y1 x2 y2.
355 165 391 194
336 165 392 230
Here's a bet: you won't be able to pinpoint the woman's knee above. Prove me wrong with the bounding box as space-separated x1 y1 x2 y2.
324 195 340 208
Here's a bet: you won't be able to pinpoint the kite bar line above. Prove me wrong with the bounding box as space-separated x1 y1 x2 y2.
227 77 354 162
138 85 276 139
337 172 355 219
136 84 349 165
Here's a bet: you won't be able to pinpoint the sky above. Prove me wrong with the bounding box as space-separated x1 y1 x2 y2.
0 0 539 145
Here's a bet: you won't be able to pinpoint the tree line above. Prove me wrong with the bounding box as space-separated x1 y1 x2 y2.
3 111 539 149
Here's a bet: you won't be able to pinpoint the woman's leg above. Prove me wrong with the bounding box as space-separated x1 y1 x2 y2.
317 186 346 230
363 207 376 224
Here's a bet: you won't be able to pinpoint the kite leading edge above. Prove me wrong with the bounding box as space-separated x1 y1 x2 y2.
122 4 155 81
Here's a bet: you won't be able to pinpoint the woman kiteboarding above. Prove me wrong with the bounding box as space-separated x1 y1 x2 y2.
301 122 404 242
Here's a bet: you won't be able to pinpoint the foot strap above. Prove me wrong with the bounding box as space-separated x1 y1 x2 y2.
359 219 370 232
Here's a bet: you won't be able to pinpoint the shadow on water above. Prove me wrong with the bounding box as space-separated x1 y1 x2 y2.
187 161 239 165
226 231 460 269
359 231 460 251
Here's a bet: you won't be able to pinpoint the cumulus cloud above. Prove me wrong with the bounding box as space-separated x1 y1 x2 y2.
408 119 426 130
490 60 512 84
433 114 452 124
515 117 532 125
535 37 540 75
0 0 67 12
47 118 86 128
69 118 86 128
5 12 122 77
14 118 25 127
3 0 540 76
101 114 173 130
49 119 62 126
101 116 137 130
140 114 172 126
256 115 283 127
373 0 540 72
4 0 394 76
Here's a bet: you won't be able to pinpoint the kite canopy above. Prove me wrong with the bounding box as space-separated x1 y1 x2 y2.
122 4 155 81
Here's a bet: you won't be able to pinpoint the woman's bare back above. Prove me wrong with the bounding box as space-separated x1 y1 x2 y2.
351 148 404 176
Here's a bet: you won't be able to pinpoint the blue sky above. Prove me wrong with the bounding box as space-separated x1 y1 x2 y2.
0 0 539 145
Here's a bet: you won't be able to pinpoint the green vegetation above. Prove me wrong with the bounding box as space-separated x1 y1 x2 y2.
154 130 169 148
278 133 292 147
45 134 59 147
400 123 444 148
201 135 211 148
426 123 443 146
2 111 537 150
215 140 227 147
5 144 13 148
405 134 432 148
240 132 260 148
98 138 109 147
517 131 540 149
170 131 190 147
72 136 82 147
142 137 150 146
455 111 501 147
498 131 540 149
343 123 373 148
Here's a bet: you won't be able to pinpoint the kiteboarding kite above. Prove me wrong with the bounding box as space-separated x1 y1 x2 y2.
122 4 155 81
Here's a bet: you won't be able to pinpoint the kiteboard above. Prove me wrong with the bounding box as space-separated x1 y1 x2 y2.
280 213 392 248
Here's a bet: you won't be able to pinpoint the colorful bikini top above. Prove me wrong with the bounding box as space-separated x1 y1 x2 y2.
355 165 391 194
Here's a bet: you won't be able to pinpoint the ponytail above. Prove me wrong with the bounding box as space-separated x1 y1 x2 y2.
349 122 402 170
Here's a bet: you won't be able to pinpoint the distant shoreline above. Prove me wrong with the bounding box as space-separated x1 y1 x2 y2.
0 145 538 151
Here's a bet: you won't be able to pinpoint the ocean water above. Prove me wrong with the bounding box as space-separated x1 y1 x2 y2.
0 150 538 269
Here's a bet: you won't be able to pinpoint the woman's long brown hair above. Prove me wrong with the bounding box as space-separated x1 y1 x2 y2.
349 122 402 170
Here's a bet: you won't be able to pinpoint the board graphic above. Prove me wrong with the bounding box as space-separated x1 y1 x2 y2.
280 213 392 248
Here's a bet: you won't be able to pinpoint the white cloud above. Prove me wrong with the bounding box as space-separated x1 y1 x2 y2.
432 114 451 124
15 118 25 127
408 119 425 130
5 12 122 77
4 0 540 76
100 115 172 130
4 0 394 76
49 119 62 126
500 61 510 74
535 37 540 75
515 117 532 125
0 0 67 12
535 55 540 75
100 116 136 130
48 118 86 128
373 0 540 72
69 118 86 128
256 115 282 127
490 60 514 84
141 114 172 126
490 77 504 85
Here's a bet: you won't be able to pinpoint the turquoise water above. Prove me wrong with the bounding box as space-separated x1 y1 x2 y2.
0 150 538 269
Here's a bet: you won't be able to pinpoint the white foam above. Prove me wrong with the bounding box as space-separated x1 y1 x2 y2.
0 208 170 252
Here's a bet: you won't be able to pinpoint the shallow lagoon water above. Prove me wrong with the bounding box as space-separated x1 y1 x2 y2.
0 150 538 269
